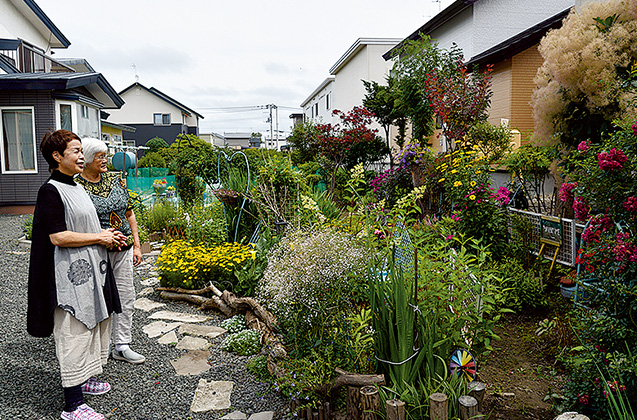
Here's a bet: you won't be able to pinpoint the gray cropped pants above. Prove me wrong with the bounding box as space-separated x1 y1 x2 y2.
108 247 134 345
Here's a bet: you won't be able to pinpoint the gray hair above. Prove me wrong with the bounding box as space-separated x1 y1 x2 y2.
81 137 108 164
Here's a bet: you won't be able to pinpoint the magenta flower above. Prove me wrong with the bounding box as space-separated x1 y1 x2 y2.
559 182 577 202
598 148 627 171
573 197 590 220
623 196 637 213
577 140 590 152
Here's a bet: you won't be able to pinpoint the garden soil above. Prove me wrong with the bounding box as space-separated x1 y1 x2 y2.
480 293 571 420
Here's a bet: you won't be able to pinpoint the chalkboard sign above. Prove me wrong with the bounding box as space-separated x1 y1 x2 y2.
540 215 562 247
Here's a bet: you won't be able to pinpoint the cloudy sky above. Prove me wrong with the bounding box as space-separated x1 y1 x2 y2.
37 0 454 136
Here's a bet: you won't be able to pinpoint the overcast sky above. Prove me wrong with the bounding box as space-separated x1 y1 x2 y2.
36 0 454 136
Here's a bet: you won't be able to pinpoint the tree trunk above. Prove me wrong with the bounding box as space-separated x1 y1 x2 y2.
429 393 448 420
360 386 380 420
458 395 480 420
385 399 405 420
347 386 361 420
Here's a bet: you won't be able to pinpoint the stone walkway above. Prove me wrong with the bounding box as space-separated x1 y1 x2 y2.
132 249 276 420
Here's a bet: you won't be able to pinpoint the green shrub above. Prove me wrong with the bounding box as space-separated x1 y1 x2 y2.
145 201 178 233
138 151 166 168
221 329 261 356
22 215 33 240
492 257 547 311
145 137 169 154
186 203 227 246
246 355 271 380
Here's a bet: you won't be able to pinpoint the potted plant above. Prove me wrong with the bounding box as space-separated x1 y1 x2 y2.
212 188 239 206
153 178 168 195
166 185 176 197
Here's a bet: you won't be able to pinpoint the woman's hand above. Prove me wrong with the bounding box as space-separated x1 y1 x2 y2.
133 245 143 266
98 228 127 250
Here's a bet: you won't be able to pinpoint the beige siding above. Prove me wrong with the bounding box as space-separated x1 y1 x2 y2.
511 44 544 140
487 60 512 127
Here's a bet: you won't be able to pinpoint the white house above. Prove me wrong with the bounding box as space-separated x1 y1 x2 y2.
106 82 203 147
301 38 401 126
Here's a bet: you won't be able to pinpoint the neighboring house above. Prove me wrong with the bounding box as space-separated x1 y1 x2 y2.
223 132 259 150
106 82 203 147
383 0 575 152
301 38 400 130
0 0 123 206
100 114 136 148
199 132 226 147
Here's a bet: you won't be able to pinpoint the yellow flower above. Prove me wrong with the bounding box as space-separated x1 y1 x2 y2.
451 169 457 174
470 181 476 187
453 181 462 187
469 195 476 201
438 178 446 183
475 171 482 174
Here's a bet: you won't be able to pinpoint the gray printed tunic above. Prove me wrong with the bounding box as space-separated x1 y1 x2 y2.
49 179 111 330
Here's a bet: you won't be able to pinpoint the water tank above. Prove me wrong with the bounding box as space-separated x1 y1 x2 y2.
112 151 136 171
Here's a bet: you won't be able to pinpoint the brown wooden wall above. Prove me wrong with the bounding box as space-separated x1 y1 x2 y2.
0 90 56 205
510 43 543 141
488 59 513 127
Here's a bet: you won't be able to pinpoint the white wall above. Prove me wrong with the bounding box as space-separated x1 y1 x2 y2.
107 87 184 124
472 0 574 58
303 79 334 124
429 6 475 58
0 0 50 50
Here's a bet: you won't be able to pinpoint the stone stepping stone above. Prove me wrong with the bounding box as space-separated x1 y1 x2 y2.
190 379 233 412
171 350 211 376
149 310 209 323
179 324 226 339
143 320 183 338
137 287 155 296
176 336 210 351
248 412 274 420
134 297 166 312
221 411 247 419
157 330 178 345
140 277 159 287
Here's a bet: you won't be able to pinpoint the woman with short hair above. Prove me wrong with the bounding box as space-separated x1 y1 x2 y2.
76 138 145 364
28 129 127 420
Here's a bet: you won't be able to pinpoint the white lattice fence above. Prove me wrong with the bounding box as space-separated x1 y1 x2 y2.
508 208 585 267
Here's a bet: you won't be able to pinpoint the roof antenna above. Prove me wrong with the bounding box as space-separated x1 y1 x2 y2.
131 63 139 82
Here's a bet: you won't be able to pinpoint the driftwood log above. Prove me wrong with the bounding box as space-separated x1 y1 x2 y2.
158 282 286 358
158 282 385 416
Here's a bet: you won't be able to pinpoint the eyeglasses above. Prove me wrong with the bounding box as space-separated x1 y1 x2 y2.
94 155 108 161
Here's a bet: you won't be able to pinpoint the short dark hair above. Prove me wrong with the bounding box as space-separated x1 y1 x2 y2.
40 130 80 171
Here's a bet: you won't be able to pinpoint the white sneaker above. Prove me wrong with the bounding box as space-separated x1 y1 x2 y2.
112 347 146 364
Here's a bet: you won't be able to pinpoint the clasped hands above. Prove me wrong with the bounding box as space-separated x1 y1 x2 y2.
100 228 128 250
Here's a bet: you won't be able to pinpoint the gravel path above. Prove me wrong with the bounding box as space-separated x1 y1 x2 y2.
0 214 291 420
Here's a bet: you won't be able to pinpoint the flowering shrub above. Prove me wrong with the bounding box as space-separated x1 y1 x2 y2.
561 121 637 416
435 148 509 254
157 240 256 289
219 314 246 334
257 227 372 356
370 166 412 207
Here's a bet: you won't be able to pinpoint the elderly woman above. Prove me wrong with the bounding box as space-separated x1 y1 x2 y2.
28 130 127 420
76 138 145 364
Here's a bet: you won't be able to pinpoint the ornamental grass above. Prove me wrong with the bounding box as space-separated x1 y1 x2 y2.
157 240 256 289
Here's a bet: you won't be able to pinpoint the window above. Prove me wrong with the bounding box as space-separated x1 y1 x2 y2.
326 93 331 111
60 104 72 130
153 113 171 125
1 107 37 173
80 104 89 119
314 103 319 117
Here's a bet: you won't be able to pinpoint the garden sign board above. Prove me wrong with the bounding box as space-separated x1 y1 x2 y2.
540 215 562 247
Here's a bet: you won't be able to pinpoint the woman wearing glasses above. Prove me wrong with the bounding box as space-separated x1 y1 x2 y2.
76 137 146 365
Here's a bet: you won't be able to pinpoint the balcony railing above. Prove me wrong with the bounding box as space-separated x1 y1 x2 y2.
0 39 74 73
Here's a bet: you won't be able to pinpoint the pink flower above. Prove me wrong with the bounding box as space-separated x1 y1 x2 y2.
632 121 637 137
577 141 590 152
573 197 590 220
559 182 577 202
577 393 590 405
623 196 637 213
598 148 627 171
493 186 511 205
